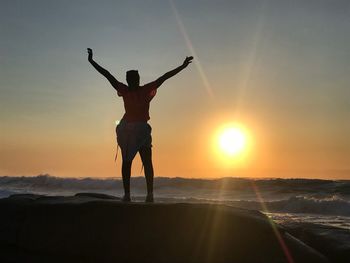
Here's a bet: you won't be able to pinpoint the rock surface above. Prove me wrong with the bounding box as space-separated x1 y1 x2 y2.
0 193 329 263
283 222 350 263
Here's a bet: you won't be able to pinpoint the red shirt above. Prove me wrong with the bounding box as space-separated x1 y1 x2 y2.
116 81 158 122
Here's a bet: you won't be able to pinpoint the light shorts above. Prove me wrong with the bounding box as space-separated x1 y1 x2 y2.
116 119 152 162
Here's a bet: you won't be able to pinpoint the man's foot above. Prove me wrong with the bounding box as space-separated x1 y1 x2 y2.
122 194 131 202
145 194 154 203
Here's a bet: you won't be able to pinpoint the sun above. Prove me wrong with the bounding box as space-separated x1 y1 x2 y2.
214 123 250 161
218 127 246 156
209 121 252 168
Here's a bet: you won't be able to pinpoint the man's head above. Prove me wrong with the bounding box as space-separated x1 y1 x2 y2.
126 70 140 88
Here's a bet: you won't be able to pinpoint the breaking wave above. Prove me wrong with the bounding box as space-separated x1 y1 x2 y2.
1 174 350 216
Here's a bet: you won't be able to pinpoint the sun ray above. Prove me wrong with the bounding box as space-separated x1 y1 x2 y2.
250 181 295 263
169 0 214 98
234 1 268 114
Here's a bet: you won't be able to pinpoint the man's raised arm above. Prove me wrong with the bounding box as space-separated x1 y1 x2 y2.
155 56 193 87
87 48 124 91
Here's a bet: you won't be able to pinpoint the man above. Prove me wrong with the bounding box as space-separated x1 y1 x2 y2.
87 48 193 202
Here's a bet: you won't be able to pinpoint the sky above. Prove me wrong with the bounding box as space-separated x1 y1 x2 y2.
1 0 350 179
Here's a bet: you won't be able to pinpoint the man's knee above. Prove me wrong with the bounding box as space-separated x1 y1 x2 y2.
140 146 152 155
140 147 152 159
123 159 132 164
122 160 132 168
142 156 153 168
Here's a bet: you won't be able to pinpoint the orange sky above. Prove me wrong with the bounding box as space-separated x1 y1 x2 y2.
1 106 349 179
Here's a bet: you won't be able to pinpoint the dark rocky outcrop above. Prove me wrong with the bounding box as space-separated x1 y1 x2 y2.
283 222 350 263
0 194 329 263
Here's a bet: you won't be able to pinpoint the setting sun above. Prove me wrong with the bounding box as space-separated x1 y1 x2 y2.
211 123 252 168
218 127 246 156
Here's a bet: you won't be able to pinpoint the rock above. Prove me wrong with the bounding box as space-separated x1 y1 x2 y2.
283 222 350 263
0 194 329 263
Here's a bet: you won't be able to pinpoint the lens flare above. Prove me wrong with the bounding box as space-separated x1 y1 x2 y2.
169 0 214 98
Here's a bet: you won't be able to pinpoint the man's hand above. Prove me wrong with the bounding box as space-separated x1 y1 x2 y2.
182 56 193 67
155 56 194 87
87 48 93 61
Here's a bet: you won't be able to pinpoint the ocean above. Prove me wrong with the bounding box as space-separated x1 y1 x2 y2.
1 174 350 230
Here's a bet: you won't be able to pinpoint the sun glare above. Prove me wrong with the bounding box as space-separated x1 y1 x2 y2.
218 127 246 156
212 123 251 167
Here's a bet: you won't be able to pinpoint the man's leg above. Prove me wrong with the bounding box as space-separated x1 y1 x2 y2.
139 147 154 202
121 160 132 201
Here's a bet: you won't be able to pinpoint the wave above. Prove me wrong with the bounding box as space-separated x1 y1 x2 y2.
1 174 350 195
0 174 121 190
233 196 350 217
0 189 18 199
1 174 350 216
152 195 350 217
1 174 349 191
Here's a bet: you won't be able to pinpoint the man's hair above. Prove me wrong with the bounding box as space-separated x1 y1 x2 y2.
126 70 140 87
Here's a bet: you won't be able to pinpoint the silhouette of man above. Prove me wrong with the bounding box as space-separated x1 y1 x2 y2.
87 48 193 202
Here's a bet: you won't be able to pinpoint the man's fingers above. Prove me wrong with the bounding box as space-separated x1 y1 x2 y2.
185 57 193 64
183 56 193 66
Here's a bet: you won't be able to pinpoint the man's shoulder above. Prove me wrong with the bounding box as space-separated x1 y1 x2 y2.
142 81 159 90
118 82 129 89
116 83 129 96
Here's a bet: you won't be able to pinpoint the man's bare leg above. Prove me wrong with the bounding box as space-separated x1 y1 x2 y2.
122 160 132 201
139 147 154 202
